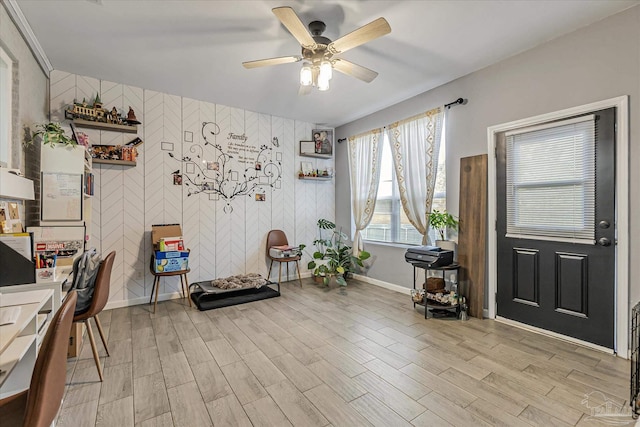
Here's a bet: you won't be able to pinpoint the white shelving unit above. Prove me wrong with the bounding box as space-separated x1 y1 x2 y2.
40 144 92 245
0 289 54 398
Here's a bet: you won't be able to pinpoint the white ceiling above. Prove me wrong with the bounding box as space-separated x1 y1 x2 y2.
15 0 639 127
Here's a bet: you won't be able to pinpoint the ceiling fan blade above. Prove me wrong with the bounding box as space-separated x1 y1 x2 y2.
242 56 302 69
272 7 317 49
333 59 378 83
298 85 312 96
328 17 391 54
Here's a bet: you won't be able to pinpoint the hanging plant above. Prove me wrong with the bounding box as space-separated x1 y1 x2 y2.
32 122 76 147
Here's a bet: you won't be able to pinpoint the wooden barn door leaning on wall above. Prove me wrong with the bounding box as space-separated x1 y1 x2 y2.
458 154 488 318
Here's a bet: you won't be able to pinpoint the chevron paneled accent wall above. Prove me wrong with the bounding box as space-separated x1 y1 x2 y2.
50 70 335 307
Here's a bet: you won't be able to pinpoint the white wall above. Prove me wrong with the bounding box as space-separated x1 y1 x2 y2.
50 70 334 306
336 3 640 314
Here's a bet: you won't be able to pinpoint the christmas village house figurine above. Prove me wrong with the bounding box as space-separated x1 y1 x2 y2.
108 106 121 124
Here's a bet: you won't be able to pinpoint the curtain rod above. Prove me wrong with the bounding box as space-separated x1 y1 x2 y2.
338 98 467 143
445 97 466 109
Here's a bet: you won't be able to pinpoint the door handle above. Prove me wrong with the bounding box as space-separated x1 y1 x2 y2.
597 237 611 246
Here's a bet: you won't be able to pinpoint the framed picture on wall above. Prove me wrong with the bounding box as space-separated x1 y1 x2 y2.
300 140 316 156
312 129 333 155
301 162 313 176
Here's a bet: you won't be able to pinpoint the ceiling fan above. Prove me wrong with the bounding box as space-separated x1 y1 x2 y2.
242 7 391 93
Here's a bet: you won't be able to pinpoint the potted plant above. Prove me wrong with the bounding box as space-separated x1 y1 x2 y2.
32 122 76 147
306 219 370 287
428 210 459 241
428 210 459 258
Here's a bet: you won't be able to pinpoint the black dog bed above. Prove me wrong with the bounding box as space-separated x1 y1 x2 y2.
190 280 280 311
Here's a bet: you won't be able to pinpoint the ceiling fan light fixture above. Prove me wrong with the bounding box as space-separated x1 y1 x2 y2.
320 60 332 81
317 74 330 91
246 7 390 93
300 64 313 86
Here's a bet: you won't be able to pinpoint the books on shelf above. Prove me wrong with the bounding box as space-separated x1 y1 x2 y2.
84 172 94 196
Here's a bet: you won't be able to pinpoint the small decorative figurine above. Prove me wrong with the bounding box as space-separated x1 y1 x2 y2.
126 107 141 124
108 107 119 124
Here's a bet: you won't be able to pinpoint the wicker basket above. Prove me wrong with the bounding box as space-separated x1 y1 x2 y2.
424 277 445 292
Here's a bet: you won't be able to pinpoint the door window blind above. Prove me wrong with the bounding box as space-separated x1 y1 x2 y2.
505 115 595 244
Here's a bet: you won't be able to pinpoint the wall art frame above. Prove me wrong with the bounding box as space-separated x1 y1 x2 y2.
312 129 333 155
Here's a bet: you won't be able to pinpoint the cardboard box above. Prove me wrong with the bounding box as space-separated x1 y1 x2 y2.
67 322 84 358
151 225 188 272
159 237 184 252
151 224 183 250
153 250 189 273
155 250 190 260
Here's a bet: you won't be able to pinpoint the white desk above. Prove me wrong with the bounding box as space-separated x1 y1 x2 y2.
0 266 72 313
0 289 54 398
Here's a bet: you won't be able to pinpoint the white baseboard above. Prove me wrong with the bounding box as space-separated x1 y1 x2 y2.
352 274 411 295
483 308 489 318
104 291 185 311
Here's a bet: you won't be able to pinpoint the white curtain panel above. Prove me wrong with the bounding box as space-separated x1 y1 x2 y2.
347 128 383 255
387 108 444 245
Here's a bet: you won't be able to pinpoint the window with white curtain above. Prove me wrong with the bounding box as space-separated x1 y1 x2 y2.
0 46 12 168
505 115 595 243
363 131 447 245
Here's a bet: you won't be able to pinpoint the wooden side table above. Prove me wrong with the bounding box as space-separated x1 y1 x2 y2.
149 260 191 313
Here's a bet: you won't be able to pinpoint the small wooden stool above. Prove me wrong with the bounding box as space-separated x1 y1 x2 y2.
149 260 191 313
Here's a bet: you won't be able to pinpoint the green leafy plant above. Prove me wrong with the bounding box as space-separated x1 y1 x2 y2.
428 210 459 241
306 219 370 286
32 122 75 147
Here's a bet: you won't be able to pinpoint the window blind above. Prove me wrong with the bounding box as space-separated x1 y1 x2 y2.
505 114 596 244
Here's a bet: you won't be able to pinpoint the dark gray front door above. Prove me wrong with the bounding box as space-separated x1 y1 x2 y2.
496 108 615 348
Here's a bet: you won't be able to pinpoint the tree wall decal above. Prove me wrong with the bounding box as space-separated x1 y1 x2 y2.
169 121 282 213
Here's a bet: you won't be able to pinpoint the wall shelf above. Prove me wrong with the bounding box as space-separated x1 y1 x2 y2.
300 152 332 159
0 170 35 200
72 118 138 134
92 159 136 166
298 176 333 181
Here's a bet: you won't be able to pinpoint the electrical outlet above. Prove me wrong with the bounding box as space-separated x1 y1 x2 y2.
134 270 143 280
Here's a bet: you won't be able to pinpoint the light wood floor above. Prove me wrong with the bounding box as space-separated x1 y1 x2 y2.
57 278 632 426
